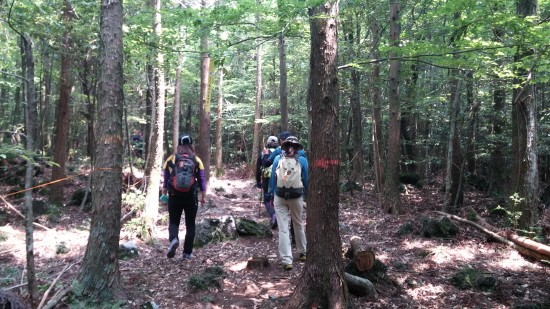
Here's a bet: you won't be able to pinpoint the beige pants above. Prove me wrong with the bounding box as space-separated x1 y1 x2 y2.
274 195 306 265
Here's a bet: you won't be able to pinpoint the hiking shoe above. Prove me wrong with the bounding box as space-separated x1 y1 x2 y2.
166 238 179 258
283 264 293 271
182 253 194 260
299 253 306 262
271 215 278 229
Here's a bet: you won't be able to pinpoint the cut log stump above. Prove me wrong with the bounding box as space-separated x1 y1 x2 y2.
247 256 269 269
349 236 376 271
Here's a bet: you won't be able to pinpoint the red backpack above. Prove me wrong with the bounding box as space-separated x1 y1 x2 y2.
168 153 197 194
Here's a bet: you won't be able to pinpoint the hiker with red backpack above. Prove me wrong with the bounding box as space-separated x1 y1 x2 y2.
269 136 309 271
162 134 207 260
256 136 279 229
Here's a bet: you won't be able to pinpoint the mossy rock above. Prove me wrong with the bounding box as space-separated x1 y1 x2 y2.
32 198 49 215
512 302 550 309
396 221 415 236
235 217 273 237
340 181 363 192
464 173 488 191
188 266 226 290
421 217 460 238
451 266 480 290
194 216 237 248
70 188 92 206
399 173 422 187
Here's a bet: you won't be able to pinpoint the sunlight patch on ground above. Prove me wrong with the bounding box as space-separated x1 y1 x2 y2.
228 260 249 271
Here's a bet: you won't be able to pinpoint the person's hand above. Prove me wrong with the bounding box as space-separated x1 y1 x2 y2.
270 198 274 209
162 189 168 196
255 182 262 189
262 147 269 155
200 193 206 207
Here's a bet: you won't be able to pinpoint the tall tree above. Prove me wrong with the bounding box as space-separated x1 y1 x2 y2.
214 66 224 177
50 0 73 206
370 16 384 196
510 0 538 230
381 0 402 214
172 52 183 153
284 1 352 308
197 0 212 186
251 4 263 173
72 0 123 301
143 0 166 238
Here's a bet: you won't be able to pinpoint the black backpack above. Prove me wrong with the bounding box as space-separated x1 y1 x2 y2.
167 153 197 194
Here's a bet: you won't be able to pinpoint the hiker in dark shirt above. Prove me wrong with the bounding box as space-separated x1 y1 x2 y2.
256 136 279 229
162 134 207 260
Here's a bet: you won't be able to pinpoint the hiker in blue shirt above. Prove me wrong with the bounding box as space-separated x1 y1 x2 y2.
269 136 308 271
264 131 306 168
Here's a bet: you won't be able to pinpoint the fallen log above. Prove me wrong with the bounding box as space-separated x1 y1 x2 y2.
0 196 51 231
349 236 376 271
435 211 550 262
344 272 378 299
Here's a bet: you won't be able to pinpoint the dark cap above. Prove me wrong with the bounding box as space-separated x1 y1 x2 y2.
279 132 291 140
179 134 193 145
281 136 303 152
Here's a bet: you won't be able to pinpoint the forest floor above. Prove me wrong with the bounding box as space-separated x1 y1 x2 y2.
1 163 550 309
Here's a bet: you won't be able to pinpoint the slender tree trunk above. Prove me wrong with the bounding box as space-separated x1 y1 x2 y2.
197 8 211 186
144 63 155 163
72 0 123 302
172 53 183 153
278 34 288 132
465 72 477 175
143 0 165 239
370 18 384 195
510 0 538 230
490 78 508 196
214 67 224 177
443 77 463 213
400 63 418 173
251 10 262 173
284 2 351 308
50 1 73 206
381 0 402 215
21 32 39 309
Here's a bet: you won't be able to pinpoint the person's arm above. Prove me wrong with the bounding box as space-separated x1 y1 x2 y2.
255 152 262 187
269 156 280 196
195 157 207 205
264 147 281 168
300 156 309 196
162 156 172 195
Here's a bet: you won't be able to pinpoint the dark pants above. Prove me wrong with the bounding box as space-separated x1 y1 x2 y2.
262 178 275 216
168 190 198 255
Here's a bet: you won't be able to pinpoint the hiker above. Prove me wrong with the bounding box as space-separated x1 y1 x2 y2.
269 136 308 271
263 131 306 243
256 136 279 229
162 134 207 260
131 130 144 158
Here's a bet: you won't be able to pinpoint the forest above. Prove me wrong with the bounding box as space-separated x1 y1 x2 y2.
1 0 550 308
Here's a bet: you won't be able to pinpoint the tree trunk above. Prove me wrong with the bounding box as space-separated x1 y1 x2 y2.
214 67 224 177
197 5 211 186
443 76 463 213
381 0 402 215
144 63 155 163
72 0 123 302
465 72 477 175
251 13 262 174
510 0 538 230
400 63 418 173
172 53 183 153
348 236 375 271
284 2 352 308
278 34 288 132
21 32 39 309
370 18 384 196
143 0 165 239
50 1 73 207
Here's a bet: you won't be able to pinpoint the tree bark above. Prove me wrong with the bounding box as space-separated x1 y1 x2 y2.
278 34 288 132
370 18 384 196
72 0 123 302
172 53 183 153
443 76 463 213
251 9 262 174
143 0 166 239
382 0 402 215
284 2 352 308
197 3 211 186
214 67 224 177
510 0 538 230
21 32 39 309
50 0 73 207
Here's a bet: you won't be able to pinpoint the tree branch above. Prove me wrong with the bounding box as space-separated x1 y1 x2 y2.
0 70 28 82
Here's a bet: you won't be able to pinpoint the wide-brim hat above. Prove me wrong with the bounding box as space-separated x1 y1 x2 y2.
281 136 303 152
